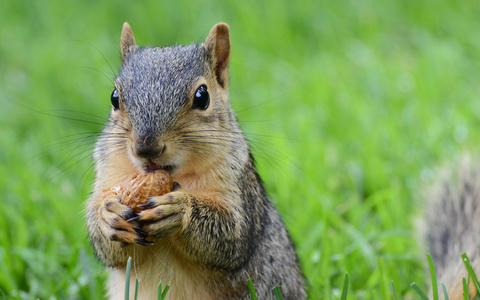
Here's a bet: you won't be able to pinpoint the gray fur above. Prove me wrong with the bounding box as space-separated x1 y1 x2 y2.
117 45 207 139
424 156 480 298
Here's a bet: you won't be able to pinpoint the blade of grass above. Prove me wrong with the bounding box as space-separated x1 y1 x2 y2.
427 253 439 300
410 282 428 300
441 282 449 300
161 285 170 300
461 253 480 295
272 285 284 300
157 282 170 300
134 278 139 300
125 257 132 300
340 273 349 300
392 281 397 300
157 282 162 300
247 278 258 300
463 277 468 300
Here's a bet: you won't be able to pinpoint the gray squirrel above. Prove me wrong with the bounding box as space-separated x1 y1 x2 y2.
86 22 306 299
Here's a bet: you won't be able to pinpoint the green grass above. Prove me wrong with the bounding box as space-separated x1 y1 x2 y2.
1 0 480 298
427 253 439 300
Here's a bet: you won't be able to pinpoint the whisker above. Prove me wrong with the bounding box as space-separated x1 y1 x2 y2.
40 109 110 122
21 106 107 127
179 139 232 148
44 146 96 179
180 136 237 144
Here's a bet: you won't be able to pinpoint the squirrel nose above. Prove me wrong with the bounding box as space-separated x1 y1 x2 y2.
134 136 165 159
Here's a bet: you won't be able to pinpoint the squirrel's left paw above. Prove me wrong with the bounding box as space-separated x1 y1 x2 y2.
137 185 191 238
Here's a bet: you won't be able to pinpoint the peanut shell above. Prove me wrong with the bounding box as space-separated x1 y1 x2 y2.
101 186 123 199
120 170 173 212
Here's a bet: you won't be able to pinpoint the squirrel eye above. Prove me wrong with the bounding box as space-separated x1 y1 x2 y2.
111 88 120 110
192 84 209 110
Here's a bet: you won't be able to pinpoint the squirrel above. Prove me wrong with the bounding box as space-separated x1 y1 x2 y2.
86 22 306 300
423 157 480 299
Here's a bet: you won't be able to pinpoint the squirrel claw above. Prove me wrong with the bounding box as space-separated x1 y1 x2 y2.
126 215 141 222
133 227 148 237
135 238 154 246
137 199 155 208
123 210 138 220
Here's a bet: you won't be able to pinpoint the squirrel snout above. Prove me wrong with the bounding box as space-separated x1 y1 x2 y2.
133 136 165 159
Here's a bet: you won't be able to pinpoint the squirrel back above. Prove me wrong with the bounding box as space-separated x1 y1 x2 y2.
86 22 305 300
424 156 480 299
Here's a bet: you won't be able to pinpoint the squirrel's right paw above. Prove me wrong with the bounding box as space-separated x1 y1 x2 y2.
99 195 153 246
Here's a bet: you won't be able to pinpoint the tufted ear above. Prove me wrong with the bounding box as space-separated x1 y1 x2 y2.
204 22 231 88
120 22 137 64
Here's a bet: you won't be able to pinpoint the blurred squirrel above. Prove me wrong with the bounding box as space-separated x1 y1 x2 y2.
86 22 306 299
424 156 480 299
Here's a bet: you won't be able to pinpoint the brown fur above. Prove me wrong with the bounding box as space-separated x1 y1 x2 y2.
86 22 305 299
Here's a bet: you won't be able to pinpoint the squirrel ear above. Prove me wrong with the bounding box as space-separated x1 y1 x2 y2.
120 22 137 63
204 23 231 88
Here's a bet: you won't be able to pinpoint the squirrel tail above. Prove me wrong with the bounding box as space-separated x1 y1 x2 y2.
424 156 480 298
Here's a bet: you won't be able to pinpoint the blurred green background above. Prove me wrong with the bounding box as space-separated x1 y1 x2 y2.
1 0 480 299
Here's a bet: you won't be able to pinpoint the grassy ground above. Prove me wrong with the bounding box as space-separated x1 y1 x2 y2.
1 0 480 299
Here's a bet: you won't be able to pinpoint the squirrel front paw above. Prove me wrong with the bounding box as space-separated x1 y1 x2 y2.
99 194 154 246
136 185 192 239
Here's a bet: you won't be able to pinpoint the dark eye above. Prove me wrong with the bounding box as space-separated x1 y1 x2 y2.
192 84 209 110
111 88 119 110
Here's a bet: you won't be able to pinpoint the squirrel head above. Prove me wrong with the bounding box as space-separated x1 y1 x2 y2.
107 22 238 177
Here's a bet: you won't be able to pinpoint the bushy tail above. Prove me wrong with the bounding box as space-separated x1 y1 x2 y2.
424 157 480 299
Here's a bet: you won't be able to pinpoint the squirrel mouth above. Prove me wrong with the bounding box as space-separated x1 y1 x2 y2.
145 161 174 173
